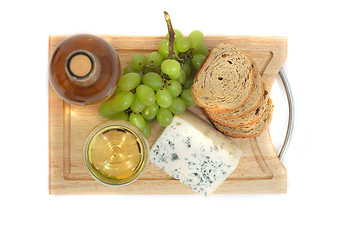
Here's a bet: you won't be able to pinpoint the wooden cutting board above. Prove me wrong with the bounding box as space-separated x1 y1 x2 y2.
49 35 287 194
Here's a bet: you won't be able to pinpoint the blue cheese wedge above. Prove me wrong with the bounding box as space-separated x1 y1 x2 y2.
150 111 242 196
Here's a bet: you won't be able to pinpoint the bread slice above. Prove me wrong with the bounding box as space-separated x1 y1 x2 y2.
206 84 270 127
191 43 255 113
212 99 274 138
205 63 265 120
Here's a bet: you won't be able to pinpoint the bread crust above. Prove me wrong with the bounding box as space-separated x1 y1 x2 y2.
211 99 274 138
206 84 270 127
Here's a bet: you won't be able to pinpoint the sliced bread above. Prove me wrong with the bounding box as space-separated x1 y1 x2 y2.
206 84 270 127
191 43 255 113
212 99 274 138
206 61 264 119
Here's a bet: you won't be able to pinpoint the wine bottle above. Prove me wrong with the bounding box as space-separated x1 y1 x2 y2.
49 34 121 105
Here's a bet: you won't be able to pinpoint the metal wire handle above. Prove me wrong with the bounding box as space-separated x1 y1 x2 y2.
277 67 294 161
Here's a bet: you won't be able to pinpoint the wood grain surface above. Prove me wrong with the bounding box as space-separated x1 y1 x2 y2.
49 35 287 194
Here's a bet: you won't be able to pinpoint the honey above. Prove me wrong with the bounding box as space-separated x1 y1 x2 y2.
84 121 149 186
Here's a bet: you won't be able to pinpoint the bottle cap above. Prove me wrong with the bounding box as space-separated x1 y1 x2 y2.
69 53 92 77
65 50 101 87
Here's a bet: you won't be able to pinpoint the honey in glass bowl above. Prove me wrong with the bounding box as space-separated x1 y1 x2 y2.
83 121 149 186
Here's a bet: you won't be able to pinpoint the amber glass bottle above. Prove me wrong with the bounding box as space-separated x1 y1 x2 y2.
49 34 121 105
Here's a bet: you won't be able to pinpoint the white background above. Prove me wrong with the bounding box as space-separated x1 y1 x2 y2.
1 0 359 239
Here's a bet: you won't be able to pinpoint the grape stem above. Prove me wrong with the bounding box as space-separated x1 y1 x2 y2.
140 60 161 74
164 11 175 59
161 73 169 89
175 50 193 63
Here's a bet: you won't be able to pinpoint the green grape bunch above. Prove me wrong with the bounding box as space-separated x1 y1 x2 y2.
98 11 208 138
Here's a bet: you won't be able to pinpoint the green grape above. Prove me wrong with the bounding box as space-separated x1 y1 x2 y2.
165 80 182 97
115 87 121 95
136 85 156 105
118 72 141 91
168 69 181 80
184 57 193 68
123 65 135 75
157 108 173 127
158 39 169 58
112 91 134 111
172 45 179 57
131 54 146 71
141 103 159 121
143 122 151 139
130 93 146 113
181 63 192 78
146 117 157 123
142 72 163 91
146 52 164 66
181 89 196 107
194 44 209 56
161 59 181 76
156 88 173 108
169 97 186 115
109 111 129 121
189 30 204 50
98 101 113 118
104 100 118 115
129 113 146 131
166 29 183 41
143 67 156 74
183 78 194 89
177 69 187 85
158 39 180 60
192 53 206 70
132 71 143 81
176 37 191 52
169 69 186 85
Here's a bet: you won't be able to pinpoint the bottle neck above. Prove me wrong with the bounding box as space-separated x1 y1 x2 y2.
65 50 101 87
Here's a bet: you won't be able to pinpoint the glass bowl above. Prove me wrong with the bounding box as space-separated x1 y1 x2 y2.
83 120 149 186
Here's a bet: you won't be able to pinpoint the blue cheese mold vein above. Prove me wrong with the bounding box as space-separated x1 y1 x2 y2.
150 111 242 196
